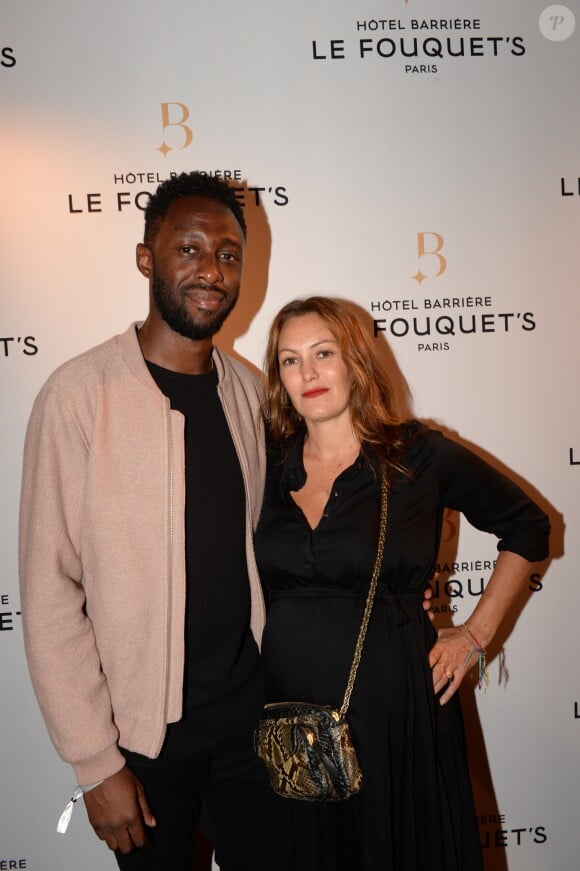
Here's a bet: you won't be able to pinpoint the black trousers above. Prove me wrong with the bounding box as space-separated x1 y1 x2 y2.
115 731 292 871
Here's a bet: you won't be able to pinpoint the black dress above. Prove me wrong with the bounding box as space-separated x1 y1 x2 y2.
254 423 550 871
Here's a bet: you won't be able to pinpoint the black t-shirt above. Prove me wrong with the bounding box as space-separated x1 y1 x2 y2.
147 361 263 756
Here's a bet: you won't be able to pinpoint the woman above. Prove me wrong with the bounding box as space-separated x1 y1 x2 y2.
254 297 550 870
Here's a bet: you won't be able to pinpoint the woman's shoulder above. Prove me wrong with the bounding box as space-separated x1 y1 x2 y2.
397 421 514 483
393 419 451 475
399 419 455 448
399 418 427 441
362 420 433 483
398 418 432 452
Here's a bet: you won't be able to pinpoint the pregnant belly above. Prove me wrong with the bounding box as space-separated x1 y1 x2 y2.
262 587 420 707
262 593 363 704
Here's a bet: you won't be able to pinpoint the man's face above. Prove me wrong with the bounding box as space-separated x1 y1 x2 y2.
138 196 245 341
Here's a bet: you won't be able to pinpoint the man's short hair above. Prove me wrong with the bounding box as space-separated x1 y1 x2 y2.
143 171 247 245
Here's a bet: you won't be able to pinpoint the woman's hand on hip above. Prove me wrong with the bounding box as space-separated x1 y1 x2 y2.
428 626 480 705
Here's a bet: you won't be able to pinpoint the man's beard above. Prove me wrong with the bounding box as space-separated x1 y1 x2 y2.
151 269 237 341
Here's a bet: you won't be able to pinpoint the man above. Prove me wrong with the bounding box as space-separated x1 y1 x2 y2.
19 172 288 870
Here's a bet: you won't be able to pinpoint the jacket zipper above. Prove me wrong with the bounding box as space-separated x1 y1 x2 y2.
166 401 174 701
155 398 174 754
218 384 251 523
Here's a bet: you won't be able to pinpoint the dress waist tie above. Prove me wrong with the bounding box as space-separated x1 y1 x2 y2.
268 586 424 628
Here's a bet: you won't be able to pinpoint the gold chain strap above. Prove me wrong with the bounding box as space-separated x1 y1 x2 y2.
339 469 388 719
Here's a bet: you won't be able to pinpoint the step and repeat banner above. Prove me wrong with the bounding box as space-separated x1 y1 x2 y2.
1 1 578 869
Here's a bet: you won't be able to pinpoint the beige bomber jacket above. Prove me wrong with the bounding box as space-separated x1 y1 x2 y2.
19 324 266 785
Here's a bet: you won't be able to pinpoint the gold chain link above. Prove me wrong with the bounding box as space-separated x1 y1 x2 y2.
339 469 388 719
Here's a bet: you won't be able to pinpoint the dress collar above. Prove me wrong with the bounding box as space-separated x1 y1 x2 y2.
278 427 366 496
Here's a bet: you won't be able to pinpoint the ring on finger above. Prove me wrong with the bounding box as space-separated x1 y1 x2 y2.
444 670 454 682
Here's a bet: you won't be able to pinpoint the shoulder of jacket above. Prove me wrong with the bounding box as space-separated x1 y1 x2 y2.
35 334 129 407
47 332 130 384
215 349 263 392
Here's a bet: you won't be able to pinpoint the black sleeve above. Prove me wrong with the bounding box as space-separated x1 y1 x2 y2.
430 430 550 562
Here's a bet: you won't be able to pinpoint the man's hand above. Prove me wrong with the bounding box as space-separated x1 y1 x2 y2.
83 766 156 853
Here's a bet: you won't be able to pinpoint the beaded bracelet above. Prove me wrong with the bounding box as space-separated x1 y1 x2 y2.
463 623 489 690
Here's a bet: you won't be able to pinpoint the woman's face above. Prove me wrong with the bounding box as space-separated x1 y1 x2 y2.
277 313 352 427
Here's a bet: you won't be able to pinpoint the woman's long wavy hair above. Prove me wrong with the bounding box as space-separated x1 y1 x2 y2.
263 296 409 476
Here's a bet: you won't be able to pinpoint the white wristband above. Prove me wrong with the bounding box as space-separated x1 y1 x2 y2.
56 780 104 834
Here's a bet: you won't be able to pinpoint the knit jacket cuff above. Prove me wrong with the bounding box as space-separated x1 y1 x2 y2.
73 743 126 787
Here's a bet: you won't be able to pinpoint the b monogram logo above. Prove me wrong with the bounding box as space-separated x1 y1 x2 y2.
411 232 447 285
157 102 194 156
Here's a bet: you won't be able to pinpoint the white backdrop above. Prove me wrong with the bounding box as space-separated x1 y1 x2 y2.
1 1 577 869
